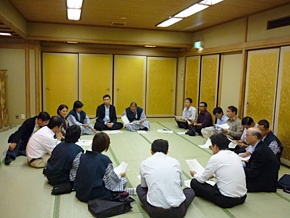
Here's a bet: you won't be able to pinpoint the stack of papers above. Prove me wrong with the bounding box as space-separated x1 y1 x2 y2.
157 129 173 134
114 162 128 175
198 138 212 149
186 159 205 174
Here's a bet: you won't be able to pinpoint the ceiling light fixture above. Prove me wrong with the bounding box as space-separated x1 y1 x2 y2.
174 4 209 18
200 0 224 6
67 0 83 9
67 8 81 20
0 32 12 36
144 45 156 48
157 17 183 27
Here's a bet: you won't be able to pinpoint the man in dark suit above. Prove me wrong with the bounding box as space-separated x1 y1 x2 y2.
244 127 279 192
94 95 123 131
5 111 50 165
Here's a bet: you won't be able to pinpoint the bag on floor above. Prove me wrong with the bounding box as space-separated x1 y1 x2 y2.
88 192 135 218
277 174 290 194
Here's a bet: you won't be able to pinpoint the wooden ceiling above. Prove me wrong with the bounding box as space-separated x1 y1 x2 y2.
6 0 290 33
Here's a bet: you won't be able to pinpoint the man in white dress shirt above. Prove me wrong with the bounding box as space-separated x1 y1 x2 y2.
137 139 195 218
26 116 63 168
176 98 196 129
190 133 247 208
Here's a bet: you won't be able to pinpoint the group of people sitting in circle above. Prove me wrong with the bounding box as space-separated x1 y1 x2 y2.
2 95 284 218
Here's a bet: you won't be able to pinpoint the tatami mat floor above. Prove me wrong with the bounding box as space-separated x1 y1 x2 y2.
1 118 290 218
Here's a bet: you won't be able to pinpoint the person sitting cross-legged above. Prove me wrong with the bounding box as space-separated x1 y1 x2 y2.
45 125 84 187
190 133 247 208
94 94 123 131
137 139 195 218
67 100 96 135
5 111 50 165
70 132 135 202
122 102 150 131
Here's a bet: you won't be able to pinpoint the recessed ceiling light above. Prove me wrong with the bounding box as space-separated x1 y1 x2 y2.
67 0 83 9
157 18 183 27
174 4 209 18
67 41 79 44
0 32 12 36
67 8 81 20
145 45 156 48
200 0 224 6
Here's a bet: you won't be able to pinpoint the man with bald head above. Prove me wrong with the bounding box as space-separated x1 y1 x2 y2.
244 127 279 192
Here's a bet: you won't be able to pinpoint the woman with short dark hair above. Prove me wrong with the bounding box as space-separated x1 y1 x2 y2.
70 133 134 202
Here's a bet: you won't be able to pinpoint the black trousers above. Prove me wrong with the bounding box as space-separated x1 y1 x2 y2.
136 185 195 218
94 121 123 131
176 121 189 129
6 140 26 159
190 179 246 208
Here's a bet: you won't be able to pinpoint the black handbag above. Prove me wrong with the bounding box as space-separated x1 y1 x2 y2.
277 174 290 194
88 193 135 218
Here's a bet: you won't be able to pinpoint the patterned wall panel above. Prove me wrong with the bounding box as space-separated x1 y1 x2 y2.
114 55 146 116
80 54 112 116
43 53 77 116
147 57 177 116
277 49 290 161
185 56 200 110
200 55 219 119
245 50 279 125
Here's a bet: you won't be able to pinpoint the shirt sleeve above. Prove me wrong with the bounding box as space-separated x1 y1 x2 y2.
189 107 196 121
194 156 217 183
84 115 93 128
140 111 146 121
69 152 82 182
268 140 279 155
140 163 147 188
103 163 127 192
67 115 83 126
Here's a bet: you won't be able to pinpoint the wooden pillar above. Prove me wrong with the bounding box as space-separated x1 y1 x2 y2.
25 47 31 118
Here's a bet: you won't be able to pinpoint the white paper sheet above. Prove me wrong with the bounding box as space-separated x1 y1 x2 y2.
198 138 212 149
75 139 92 147
177 132 186 135
239 155 251 162
215 123 230 129
137 130 147 134
114 162 128 175
157 129 174 134
184 179 215 187
121 115 130 125
103 130 123 135
186 159 205 174
228 140 238 149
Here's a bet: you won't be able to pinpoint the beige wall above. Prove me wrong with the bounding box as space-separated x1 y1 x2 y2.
191 18 247 49
0 48 26 125
219 53 243 111
247 4 290 42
